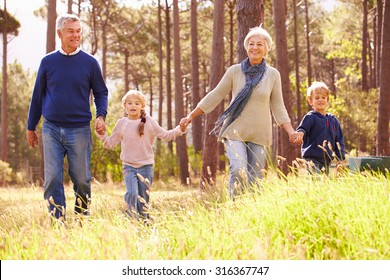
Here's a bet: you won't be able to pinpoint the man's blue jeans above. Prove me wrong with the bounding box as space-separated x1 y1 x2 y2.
224 140 267 198
123 164 153 219
42 120 92 219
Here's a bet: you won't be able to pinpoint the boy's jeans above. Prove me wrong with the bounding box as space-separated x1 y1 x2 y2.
42 120 92 219
123 164 154 219
224 140 267 198
305 157 330 175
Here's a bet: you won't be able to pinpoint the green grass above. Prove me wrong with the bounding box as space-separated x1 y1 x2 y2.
0 171 389 260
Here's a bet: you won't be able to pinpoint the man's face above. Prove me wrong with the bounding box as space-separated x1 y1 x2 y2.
57 20 81 53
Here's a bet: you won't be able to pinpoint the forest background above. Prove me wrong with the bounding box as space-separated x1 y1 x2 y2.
0 0 389 187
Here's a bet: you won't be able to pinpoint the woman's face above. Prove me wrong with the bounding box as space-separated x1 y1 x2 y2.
246 35 267 65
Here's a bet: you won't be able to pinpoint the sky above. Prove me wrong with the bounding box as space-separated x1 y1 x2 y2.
5 0 66 71
3 0 338 73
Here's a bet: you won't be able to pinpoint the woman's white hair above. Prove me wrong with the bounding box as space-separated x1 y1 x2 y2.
243 25 273 55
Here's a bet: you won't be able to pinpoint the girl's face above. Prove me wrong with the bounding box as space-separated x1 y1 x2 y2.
246 35 267 65
124 96 144 120
308 92 329 115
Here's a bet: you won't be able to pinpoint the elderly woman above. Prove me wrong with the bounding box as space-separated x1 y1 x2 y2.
180 25 296 198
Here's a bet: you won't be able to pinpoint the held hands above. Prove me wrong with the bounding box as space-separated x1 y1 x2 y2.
95 116 106 135
179 116 192 132
179 116 192 127
289 131 304 145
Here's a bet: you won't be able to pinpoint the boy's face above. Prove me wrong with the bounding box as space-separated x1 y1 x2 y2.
308 91 329 115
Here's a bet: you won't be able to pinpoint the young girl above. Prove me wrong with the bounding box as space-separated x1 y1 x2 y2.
96 90 186 219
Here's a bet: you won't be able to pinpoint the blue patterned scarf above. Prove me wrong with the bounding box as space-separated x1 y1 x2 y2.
211 57 268 136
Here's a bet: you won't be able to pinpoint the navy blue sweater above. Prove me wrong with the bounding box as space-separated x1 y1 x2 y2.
296 110 345 163
27 50 108 130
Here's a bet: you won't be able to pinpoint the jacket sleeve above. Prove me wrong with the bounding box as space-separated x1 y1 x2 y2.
334 117 346 160
97 119 123 149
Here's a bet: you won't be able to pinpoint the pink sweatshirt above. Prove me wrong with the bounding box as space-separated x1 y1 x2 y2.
97 116 185 168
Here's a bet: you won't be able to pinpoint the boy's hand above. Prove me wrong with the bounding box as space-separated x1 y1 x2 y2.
289 131 304 145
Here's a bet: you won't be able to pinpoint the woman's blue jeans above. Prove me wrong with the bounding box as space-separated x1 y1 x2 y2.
123 164 154 219
224 140 267 198
42 120 92 219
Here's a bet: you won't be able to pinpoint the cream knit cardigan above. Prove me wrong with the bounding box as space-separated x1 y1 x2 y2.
198 64 291 147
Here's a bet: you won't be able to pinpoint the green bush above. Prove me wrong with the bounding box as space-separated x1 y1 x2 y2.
0 160 12 185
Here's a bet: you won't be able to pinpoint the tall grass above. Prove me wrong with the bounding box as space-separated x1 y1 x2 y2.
0 171 389 260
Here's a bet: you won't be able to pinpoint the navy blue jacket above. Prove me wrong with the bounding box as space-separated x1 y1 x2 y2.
27 50 108 130
296 110 345 163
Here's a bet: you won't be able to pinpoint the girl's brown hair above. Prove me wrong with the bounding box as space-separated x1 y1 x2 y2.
122 90 147 136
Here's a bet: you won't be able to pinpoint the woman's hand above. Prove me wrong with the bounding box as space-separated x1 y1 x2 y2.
179 116 192 127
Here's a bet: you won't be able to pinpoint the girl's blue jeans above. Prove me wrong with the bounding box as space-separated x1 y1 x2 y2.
123 164 154 219
224 139 267 198
42 119 92 219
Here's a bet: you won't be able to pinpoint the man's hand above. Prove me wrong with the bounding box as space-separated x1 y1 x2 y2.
27 130 39 148
95 116 106 135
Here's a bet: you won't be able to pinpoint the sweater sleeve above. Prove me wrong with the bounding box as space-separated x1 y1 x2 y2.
98 119 123 149
269 68 291 125
197 65 235 114
91 59 108 118
148 117 185 142
27 60 46 130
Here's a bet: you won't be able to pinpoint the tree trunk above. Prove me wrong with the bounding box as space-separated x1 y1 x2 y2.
172 0 189 184
227 0 236 66
304 0 312 92
376 0 383 87
293 0 301 122
158 0 164 126
273 0 294 175
201 0 225 188
236 0 264 61
190 0 202 153
373 16 377 88
102 25 107 80
1 0 8 162
46 0 56 53
165 0 173 158
124 49 129 92
361 0 369 91
67 0 72 14
155 0 164 180
377 0 390 155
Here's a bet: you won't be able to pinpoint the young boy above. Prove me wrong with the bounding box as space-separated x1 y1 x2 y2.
292 82 345 174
